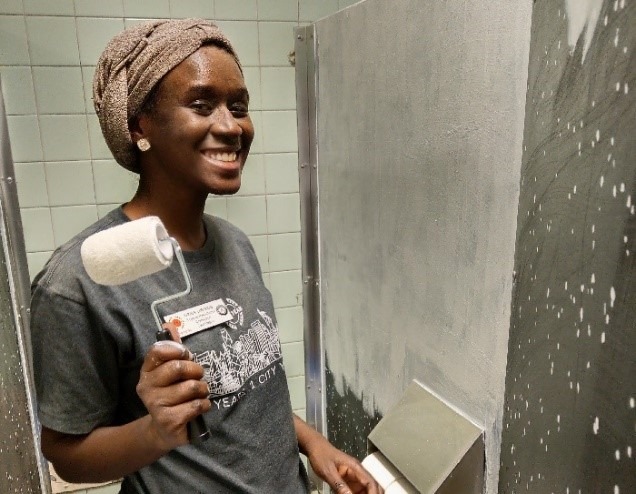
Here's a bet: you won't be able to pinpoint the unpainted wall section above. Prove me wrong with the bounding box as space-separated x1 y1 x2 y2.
314 1 531 492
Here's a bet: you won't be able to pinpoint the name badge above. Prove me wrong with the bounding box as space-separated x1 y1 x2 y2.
164 298 233 338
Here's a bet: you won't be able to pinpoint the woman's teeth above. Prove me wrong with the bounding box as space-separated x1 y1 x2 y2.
205 151 237 162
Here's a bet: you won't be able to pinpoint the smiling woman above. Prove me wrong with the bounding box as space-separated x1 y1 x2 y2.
28 18 381 494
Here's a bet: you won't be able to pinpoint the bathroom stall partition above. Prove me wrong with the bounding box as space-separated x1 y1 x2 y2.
295 0 532 492
0 78 51 492
296 0 635 493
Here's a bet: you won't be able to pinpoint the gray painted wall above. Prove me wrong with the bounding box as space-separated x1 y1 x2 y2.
500 1 636 492
312 1 532 491
0 240 41 493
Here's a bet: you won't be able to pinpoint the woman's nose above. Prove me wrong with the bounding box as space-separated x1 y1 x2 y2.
210 106 243 136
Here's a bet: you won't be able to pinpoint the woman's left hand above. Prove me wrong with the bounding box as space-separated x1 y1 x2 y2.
306 436 383 494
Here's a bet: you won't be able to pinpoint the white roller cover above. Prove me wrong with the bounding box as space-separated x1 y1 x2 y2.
80 216 174 286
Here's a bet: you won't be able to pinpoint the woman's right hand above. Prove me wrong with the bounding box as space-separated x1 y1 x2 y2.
136 338 211 451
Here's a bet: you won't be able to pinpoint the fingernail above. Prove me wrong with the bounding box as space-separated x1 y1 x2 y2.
154 340 187 353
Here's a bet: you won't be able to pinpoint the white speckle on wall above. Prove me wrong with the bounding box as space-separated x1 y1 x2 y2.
593 416 600 434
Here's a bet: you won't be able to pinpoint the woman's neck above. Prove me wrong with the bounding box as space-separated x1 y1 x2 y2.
122 191 207 251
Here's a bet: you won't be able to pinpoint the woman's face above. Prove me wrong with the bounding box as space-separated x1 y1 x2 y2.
136 45 254 196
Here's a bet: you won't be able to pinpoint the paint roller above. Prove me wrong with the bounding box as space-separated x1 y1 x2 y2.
80 216 211 442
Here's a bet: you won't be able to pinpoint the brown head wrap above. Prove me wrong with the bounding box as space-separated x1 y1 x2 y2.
93 18 241 173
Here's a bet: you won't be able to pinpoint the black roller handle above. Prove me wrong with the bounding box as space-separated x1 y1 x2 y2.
156 329 211 443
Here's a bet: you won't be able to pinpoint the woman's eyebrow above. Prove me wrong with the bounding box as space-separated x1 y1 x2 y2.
184 84 249 101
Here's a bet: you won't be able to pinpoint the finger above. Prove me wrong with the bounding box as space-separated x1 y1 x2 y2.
149 378 210 406
137 375 210 423
142 340 193 372
331 477 352 494
144 358 205 388
340 462 383 494
148 397 212 445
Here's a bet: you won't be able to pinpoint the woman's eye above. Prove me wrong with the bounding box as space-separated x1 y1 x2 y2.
191 101 213 113
230 103 249 116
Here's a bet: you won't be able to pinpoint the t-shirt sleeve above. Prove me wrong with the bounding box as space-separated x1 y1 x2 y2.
31 284 120 435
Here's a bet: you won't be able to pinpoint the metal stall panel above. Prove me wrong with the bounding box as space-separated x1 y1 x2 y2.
0 79 51 492
309 1 531 492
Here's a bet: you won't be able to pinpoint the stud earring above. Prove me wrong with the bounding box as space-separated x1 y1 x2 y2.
136 138 151 152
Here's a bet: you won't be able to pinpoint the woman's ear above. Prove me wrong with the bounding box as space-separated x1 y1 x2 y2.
129 114 148 144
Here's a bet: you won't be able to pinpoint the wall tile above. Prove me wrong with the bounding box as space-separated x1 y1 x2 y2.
26 16 79 65
258 21 296 66
14 162 48 207
24 0 73 15
50 205 98 245
76 17 125 66
269 269 301 308
123 0 170 18
87 113 112 159
243 66 261 110
92 159 138 204
248 110 263 154
237 153 265 196
0 66 36 114
260 66 295 110
32 67 85 114
74 0 124 17
294 408 306 422
45 160 95 206
339 0 359 9
282 341 304 377
21 207 54 251
81 66 96 112
0 15 30 64
248 234 269 272
299 0 339 22
261 271 270 290
261 110 297 152
39 115 90 161
264 152 298 194
168 0 214 19
97 203 119 218
204 196 228 220
226 195 267 235
216 21 259 66
267 192 299 233
0 0 23 15
6 115 43 162
287 375 306 410
123 18 159 29
268 232 300 270
257 0 297 21
216 0 257 20
276 305 303 343
26 250 52 281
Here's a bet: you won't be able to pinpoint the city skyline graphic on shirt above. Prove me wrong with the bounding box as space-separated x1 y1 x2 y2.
195 308 282 397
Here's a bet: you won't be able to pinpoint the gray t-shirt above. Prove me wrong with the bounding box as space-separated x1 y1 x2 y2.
31 207 309 493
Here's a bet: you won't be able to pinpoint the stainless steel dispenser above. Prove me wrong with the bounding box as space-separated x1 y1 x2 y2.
361 381 484 493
